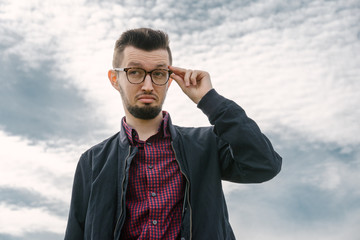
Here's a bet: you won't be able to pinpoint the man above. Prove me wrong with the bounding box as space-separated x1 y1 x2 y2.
65 28 282 240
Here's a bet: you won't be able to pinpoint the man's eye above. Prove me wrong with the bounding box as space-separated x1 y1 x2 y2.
128 69 142 75
153 70 166 77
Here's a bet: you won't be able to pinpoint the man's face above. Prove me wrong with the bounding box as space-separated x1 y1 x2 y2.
114 46 171 120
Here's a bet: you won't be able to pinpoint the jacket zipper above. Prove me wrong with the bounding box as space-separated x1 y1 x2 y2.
172 142 192 240
113 145 132 238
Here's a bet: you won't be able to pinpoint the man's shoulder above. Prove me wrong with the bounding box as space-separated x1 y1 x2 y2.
172 124 214 139
82 132 120 157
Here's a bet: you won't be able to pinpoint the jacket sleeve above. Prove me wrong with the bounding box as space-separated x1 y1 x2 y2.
64 153 92 240
197 89 282 183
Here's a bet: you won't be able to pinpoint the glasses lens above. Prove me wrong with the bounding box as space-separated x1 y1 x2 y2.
127 68 145 83
151 69 169 85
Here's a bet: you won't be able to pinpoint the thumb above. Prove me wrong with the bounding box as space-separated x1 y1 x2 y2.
170 73 186 89
167 77 173 88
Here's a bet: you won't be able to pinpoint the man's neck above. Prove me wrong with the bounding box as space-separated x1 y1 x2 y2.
125 112 163 141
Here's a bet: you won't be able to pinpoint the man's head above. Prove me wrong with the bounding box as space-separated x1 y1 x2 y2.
108 28 172 120
112 28 172 68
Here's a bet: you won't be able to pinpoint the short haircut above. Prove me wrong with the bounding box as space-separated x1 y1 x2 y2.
112 28 172 68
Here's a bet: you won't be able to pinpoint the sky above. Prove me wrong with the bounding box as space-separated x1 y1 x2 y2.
0 0 360 239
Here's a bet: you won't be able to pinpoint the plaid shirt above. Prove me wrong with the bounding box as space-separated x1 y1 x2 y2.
120 112 185 240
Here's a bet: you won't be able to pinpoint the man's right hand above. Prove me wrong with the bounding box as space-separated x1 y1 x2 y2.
168 66 213 104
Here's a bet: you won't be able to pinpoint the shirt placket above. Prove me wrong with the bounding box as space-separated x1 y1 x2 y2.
145 140 159 239
136 141 149 240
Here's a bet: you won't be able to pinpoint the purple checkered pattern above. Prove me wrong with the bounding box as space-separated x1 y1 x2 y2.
120 112 185 240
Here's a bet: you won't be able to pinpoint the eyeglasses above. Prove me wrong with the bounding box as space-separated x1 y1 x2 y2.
114 67 172 86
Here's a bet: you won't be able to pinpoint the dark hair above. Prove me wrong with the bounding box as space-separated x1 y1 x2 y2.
112 28 172 68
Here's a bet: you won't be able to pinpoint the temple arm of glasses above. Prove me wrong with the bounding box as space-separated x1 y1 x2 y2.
113 68 125 71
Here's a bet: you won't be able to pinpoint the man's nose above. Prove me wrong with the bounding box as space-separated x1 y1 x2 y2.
141 74 154 91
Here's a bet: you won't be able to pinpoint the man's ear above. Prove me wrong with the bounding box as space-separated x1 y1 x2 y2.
108 70 120 91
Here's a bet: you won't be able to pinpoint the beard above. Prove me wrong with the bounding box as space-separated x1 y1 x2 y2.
119 85 163 120
126 104 162 120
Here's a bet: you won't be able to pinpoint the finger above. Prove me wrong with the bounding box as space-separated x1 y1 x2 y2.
190 71 198 86
169 66 185 85
168 66 187 76
184 69 192 87
168 66 187 79
170 66 200 87
170 73 185 88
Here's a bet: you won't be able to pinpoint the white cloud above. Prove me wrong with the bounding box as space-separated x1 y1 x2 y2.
0 204 66 236
301 161 342 190
0 129 85 236
201 1 360 147
0 130 78 203
2 0 359 147
230 207 360 240
1 0 360 239
300 151 360 197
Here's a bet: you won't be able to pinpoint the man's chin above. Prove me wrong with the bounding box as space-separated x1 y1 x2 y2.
127 105 162 120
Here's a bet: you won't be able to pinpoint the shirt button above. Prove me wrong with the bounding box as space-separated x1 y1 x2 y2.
146 142 152 146
151 192 156 197
152 220 158 225
181 238 185 240
148 165 153 169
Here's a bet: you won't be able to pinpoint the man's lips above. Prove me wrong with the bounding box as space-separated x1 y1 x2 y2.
136 94 157 104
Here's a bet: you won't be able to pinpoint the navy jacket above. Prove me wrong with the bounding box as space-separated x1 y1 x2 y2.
64 89 282 240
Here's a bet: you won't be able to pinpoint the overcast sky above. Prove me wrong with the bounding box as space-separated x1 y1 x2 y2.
1 0 360 239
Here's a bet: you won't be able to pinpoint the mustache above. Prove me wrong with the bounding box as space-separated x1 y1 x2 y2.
135 93 158 100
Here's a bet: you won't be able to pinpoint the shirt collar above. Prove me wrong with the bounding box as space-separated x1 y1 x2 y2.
122 111 171 145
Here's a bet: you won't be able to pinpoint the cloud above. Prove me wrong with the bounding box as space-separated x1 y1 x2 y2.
0 232 62 240
202 0 360 148
0 55 106 142
1 0 360 239
226 134 360 239
0 1 113 143
0 204 65 238
0 130 82 237
2 0 359 147
0 187 68 217
0 130 83 200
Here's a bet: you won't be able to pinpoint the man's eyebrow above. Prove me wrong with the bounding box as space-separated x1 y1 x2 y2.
155 63 167 68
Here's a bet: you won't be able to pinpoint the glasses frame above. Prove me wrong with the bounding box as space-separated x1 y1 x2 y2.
114 67 172 86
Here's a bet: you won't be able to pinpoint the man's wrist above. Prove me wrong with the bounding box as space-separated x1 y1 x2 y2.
197 89 226 119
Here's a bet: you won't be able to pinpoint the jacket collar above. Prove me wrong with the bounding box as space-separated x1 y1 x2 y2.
118 112 178 147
